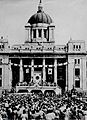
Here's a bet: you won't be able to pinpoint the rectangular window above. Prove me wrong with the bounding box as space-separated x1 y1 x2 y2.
75 68 80 76
38 29 42 37
76 45 78 49
2 45 4 49
78 59 80 64
33 29 36 38
75 59 77 64
0 59 2 64
44 29 47 38
75 59 80 65
0 68 2 87
73 45 75 50
79 45 81 49
75 80 80 88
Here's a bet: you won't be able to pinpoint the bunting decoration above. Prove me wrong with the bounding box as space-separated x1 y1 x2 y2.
3 61 73 67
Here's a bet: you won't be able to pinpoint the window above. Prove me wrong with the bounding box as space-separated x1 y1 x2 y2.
44 29 47 38
75 80 80 88
0 44 4 49
79 45 81 49
2 45 4 48
78 59 80 64
38 29 42 37
75 59 77 64
76 45 78 49
33 29 36 38
73 45 75 50
73 45 81 51
0 59 2 64
75 59 80 65
0 68 2 87
52 29 54 39
75 68 80 76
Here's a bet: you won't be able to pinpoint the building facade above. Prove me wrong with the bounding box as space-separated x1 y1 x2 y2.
0 0 87 94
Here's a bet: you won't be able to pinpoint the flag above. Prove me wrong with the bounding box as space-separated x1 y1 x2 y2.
26 68 29 73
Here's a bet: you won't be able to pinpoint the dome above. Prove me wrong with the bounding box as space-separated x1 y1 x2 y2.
28 0 53 25
28 11 53 25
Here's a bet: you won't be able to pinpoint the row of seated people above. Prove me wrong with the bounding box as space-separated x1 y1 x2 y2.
17 81 57 87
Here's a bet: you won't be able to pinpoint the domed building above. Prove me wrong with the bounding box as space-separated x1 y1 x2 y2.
25 0 55 44
0 0 87 94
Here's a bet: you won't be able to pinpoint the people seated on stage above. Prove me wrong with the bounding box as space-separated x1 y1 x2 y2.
17 82 28 86
28 81 35 86
16 80 57 88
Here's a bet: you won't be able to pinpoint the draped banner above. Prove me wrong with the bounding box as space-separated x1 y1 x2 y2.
26 68 29 73
7 61 74 67
48 68 52 74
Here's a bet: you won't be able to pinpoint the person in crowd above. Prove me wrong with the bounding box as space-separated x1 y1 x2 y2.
0 88 87 120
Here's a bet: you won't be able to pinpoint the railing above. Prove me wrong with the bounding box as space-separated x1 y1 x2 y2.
16 81 58 87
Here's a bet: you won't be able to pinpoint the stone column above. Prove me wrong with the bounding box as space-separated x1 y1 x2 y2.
31 29 33 40
65 63 68 91
54 58 57 84
25 28 30 42
28 28 30 41
9 59 12 89
36 29 38 38
31 59 34 82
42 29 44 38
81 58 83 89
43 58 46 82
20 59 23 82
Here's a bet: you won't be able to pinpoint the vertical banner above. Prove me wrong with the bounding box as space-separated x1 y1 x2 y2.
48 68 52 74
26 68 29 73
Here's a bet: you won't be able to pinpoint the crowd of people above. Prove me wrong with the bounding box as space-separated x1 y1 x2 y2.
0 88 87 120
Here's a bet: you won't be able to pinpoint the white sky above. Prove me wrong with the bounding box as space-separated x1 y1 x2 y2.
0 0 87 46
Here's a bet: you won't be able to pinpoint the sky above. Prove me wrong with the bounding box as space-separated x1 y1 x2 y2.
0 0 87 47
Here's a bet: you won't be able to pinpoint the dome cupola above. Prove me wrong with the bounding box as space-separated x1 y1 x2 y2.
25 0 55 43
28 0 53 25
